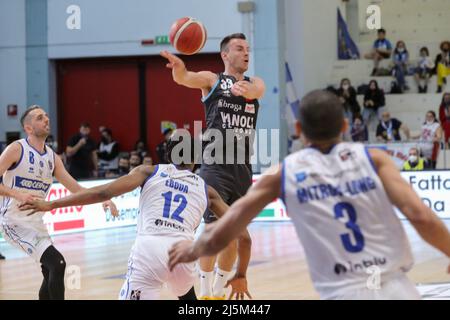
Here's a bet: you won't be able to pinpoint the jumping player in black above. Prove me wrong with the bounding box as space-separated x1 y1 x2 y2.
161 33 265 299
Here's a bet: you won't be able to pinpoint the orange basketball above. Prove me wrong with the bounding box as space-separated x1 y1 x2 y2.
169 17 207 55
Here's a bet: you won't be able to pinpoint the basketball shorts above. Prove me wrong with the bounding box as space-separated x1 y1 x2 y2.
200 163 253 224
0 222 52 262
119 235 195 300
323 273 421 300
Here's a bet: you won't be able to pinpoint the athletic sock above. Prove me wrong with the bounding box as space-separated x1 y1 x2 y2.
212 268 231 298
199 270 214 297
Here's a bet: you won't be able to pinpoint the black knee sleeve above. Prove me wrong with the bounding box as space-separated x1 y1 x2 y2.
40 246 66 300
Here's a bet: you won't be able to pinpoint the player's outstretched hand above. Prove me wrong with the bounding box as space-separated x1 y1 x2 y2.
103 200 119 218
160 50 185 70
226 275 252 300
231 81 250 97
19 199 52 215
168 240 197 271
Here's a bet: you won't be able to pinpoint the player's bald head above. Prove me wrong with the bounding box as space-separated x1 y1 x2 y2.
20 105 43 128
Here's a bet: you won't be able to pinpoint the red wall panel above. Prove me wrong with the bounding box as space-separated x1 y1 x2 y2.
57 60 140 152
145 53 222 162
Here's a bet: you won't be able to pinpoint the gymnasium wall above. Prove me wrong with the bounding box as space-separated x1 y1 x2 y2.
284 0 344 97
46 0 243 59
0 0 27 142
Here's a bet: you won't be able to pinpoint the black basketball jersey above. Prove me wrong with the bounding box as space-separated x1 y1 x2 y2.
202 73 260 164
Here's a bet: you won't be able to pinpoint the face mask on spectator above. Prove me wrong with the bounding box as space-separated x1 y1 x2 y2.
118 166 129 174
397 48 405 53
342 84 350 90
408 155 418 163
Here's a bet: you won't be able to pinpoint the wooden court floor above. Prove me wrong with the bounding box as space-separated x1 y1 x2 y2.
1 221 450 300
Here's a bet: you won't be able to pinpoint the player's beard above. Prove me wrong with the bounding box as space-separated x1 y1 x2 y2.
32 126 50 140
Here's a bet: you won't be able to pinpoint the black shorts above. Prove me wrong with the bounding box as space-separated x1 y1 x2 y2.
200 163 253 223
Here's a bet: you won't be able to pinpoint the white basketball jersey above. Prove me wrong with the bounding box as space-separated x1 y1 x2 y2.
0 139 55 230
138 164 208 240
282 142 414 298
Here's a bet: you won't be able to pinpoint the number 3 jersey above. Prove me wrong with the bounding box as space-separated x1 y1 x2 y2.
138 164 208 240
0 139 55 230
281 142 414 298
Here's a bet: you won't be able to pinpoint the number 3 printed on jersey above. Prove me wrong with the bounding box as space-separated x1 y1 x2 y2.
334 202 365 253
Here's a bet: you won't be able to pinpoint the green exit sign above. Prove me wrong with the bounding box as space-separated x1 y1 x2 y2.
156 35 170 45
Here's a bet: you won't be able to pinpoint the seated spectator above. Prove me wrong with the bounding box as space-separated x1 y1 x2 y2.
363 80 386 126
134 140 149 159
434 41 450 93
414 47 435 93
364 28 393 76
351 117 368 142
129 153 142 170
376 111 410 142
337 78 361 124
439 92 450 148
142 156 153 166
97 128 120 176
156 128 174 164
412 111 442 169
403 147 430 171
390 40 409 93
117 156 130 176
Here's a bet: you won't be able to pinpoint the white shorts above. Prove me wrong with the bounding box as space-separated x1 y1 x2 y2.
0 222 52 263
324 274 421 300
118 235 195 300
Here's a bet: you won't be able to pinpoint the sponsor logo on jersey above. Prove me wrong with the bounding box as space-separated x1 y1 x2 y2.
15 176 51 193
244 104 255 114
155 219 186 232
28 167 34 174
218 99 243 112
160 172 168 178
130 290 141 300
334 256 387 275
295 172 307 183
339 149 355 161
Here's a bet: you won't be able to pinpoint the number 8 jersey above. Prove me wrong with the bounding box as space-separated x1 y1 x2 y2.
281 142 414 298
138 164 208 240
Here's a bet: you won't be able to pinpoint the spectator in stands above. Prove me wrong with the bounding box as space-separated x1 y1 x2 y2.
337 78 361 124
363 80 386 126
156 128 173 164
376 111 410 142
439 92 450 148
414 47 435 94
403 147 430 171
350 116 368 142
134 140 149 159
142 156 153 166
391 40 409 93
97 128 120 177
434 41 450 93
364 28 393 76
66 122 98 180
117 156 130 177
129 153 142 171
412 111 442 169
